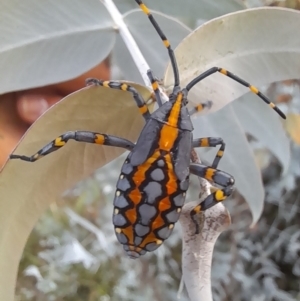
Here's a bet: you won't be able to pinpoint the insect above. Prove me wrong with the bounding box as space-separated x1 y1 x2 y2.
10 0 286 259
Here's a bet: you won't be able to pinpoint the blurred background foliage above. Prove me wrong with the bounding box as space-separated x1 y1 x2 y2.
16 0 300 300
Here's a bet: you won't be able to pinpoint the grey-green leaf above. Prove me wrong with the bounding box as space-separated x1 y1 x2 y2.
164 8 300 113
231 93 290 174
114 0 246 27
193 105 264 225
0 84 152 301
0 0 116 94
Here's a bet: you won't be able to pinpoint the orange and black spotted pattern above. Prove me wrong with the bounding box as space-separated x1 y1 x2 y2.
113 92 192 258
113 150 187 257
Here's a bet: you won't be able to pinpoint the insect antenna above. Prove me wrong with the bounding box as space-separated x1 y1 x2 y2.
135 0 180 91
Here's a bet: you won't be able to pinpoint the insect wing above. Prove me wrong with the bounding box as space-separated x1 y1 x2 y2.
172 130 192 182
129 118 161 166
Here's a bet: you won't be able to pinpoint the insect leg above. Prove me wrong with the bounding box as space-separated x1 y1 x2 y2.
147 70 163 107
10 131 135 162
135 0 180 89
188 100 212 116
86 78 151 121
192 137 225 169
189 163 235 234
184 67 285 119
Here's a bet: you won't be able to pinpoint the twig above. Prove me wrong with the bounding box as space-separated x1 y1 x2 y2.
180 150 231 301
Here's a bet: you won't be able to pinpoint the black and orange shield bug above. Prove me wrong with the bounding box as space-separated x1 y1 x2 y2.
10 0 285 258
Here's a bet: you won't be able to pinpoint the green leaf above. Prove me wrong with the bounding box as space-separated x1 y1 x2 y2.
0 0 116 94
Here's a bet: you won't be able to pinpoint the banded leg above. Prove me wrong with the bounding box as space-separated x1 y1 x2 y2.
189 163 235 233
135 0 180 89
10 131 135 162
147 70 163 107
184 67 286 119
192 137 225 169
188 100 213 116
86 78 151 121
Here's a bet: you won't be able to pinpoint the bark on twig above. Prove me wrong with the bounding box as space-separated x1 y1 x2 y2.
180 149 231 301
180 201 231 301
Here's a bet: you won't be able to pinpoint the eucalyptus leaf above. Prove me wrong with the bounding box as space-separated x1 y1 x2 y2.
0 83 151 301
0 0 116 94
231 93 290 174
192 105 264 225
164 8 300 113
114 0 246 27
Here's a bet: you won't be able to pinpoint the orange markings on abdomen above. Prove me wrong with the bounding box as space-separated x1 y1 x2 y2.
125 208 137 224
122 225 134 245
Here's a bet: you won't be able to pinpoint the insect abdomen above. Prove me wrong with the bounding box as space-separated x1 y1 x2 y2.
113 149 188 258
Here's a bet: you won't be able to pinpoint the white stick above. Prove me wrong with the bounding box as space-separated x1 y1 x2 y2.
101 0 151 87
180 199 231 301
